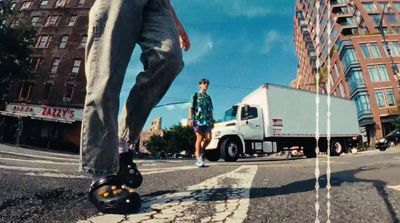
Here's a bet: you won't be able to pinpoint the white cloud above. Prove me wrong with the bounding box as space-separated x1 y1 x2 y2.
164 102 191 111
183 32 213 65
261 30 293 55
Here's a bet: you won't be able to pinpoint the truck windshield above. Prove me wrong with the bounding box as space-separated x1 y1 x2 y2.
223 106 238 122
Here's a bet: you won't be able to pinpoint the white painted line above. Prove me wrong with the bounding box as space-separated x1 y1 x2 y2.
388 185 400 191
0 164 60 172
78 165 258 223
24 172 89 179
140 166 197 175
0 157 79 165
0 151 77 162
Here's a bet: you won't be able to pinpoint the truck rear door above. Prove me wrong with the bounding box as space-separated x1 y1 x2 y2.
238 105 264 140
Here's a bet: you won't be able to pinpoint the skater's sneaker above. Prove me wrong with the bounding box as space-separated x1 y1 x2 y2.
195 157 205 168
88 175 141 214
118 151 143 188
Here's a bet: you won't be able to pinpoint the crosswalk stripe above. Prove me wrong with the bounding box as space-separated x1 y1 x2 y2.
78 165 258 223
24 172 89 179
388 185 400 191
0 164 61 172
0 151 77 162
0 157 79 165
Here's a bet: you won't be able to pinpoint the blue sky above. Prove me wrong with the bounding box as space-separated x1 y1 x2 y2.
120 0 298 129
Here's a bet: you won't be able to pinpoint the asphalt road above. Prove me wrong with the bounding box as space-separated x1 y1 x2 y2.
0 143 399 223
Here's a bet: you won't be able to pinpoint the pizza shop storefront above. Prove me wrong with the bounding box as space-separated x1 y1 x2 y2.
0 103 83 153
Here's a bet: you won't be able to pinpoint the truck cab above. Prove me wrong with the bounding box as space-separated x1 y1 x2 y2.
205 104 264 161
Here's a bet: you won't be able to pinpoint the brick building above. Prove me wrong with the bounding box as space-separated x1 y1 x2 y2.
0 0 94 151
293 0 400 144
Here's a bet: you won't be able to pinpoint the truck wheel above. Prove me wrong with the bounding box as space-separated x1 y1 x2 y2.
330 141 343 156
205 149 221 161
220 137 241 162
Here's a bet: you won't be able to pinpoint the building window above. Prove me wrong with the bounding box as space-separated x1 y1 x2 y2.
51 58 61 74
72 59 81 73
374 90 385 108
40 0 48 7
385 14 398 24
80 35 87 48
45 15 61 26
63 85 74 102
386 89 396 106
67 16 77 27
20 1 33 11
42 83 52 100
395 3 400 12
59 35 68 48
367 65 389 82
31 16 39 26
375 89 396 108
348 70 365 93
354 94 371 114
362 3 376 13
385 41 400 57
371 14 381 25
35 35 52 48
342 48 358 69
18 82 34 99
77 0 85 7
360 43 381 59
55 0 69 8
29 57 42 72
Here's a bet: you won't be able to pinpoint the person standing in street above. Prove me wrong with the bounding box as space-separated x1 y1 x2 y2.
80 0 190 213
189 79 214 168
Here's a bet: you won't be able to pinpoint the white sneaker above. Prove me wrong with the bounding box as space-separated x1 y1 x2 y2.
196 157 205 168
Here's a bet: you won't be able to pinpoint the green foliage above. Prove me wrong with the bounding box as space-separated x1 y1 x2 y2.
144 124 195 157
0 1 35 108
145 134 166 156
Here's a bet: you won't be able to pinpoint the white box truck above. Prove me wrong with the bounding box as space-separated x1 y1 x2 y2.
205 84 361 161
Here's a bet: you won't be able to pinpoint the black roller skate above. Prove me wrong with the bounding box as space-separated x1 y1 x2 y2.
118 150 143 189
88 175 141 214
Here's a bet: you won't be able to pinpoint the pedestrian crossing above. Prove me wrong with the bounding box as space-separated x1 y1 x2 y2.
78 165 258 223
388 185 400 191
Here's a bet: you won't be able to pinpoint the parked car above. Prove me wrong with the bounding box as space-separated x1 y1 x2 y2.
375 129 400 151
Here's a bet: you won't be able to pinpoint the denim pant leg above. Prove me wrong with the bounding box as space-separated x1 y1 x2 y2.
80 0 147 174
118 0 184 143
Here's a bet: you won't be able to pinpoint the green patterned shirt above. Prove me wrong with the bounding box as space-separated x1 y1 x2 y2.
191 92 213 127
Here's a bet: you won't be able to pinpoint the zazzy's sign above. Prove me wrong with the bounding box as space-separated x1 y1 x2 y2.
4 103 82 122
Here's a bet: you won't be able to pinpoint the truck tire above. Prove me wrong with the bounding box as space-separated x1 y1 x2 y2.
330 141 343 156
220 137 241 162
205 149 221 161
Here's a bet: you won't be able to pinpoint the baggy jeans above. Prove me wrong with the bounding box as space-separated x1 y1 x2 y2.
80 0 184 175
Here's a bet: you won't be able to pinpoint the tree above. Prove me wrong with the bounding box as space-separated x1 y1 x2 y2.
0 1 35 108
164 125 195 156
144 124 195 157
145 134 166 157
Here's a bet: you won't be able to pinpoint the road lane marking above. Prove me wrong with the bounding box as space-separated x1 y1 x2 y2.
388 185 400 191
0 157 79 165
0 164 60 172
24 172 88 179
78 165 258 223
0 151 77 162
